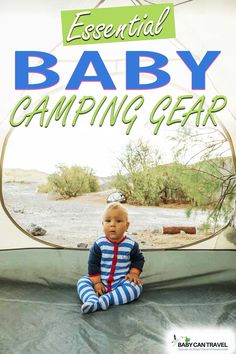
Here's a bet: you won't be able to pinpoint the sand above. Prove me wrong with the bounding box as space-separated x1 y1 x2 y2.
3 180 212 249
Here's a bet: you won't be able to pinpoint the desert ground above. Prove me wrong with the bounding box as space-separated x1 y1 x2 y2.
2 169 214 249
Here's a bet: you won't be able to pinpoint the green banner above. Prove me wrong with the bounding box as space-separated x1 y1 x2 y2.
61 4 176 46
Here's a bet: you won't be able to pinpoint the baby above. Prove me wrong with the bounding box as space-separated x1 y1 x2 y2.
77 202 145 313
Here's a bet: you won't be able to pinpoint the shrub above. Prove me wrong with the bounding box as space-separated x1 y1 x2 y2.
37 183 51 193
46 164 99 198
112 141 163 206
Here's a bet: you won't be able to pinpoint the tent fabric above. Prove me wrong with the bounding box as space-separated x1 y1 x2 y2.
0 1 236 352
0 249 235 354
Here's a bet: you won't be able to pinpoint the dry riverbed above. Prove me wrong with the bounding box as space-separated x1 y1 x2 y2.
2 181 212 249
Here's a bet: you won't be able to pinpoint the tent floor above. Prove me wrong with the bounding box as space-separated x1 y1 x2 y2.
1 281 236 354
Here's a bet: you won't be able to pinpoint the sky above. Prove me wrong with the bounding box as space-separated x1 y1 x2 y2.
1 0 236 176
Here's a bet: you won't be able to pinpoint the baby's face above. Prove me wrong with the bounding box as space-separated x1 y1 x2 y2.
102 208 129 242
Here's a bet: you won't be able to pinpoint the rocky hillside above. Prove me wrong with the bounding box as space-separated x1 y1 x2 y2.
3 169 48 184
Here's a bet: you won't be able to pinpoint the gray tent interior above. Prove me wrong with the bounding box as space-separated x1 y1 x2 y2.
1 247 236 353
1 1 236 353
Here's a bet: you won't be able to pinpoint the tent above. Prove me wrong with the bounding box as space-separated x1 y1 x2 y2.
0 1 236 353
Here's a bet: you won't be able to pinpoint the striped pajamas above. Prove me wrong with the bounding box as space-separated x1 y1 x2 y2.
77 235 144 313
77 275 142 311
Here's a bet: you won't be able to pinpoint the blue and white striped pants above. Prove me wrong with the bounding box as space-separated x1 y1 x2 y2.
77 275 142 308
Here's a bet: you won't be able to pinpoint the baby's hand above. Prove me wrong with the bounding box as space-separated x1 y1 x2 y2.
125 272 142 285
94 282 105 296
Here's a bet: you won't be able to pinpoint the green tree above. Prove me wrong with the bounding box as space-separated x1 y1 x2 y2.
171 126 236 225
113 140 165 206
39 164 99 199
112 133 236 227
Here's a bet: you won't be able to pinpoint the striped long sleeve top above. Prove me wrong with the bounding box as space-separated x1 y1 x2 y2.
88 235 145 291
